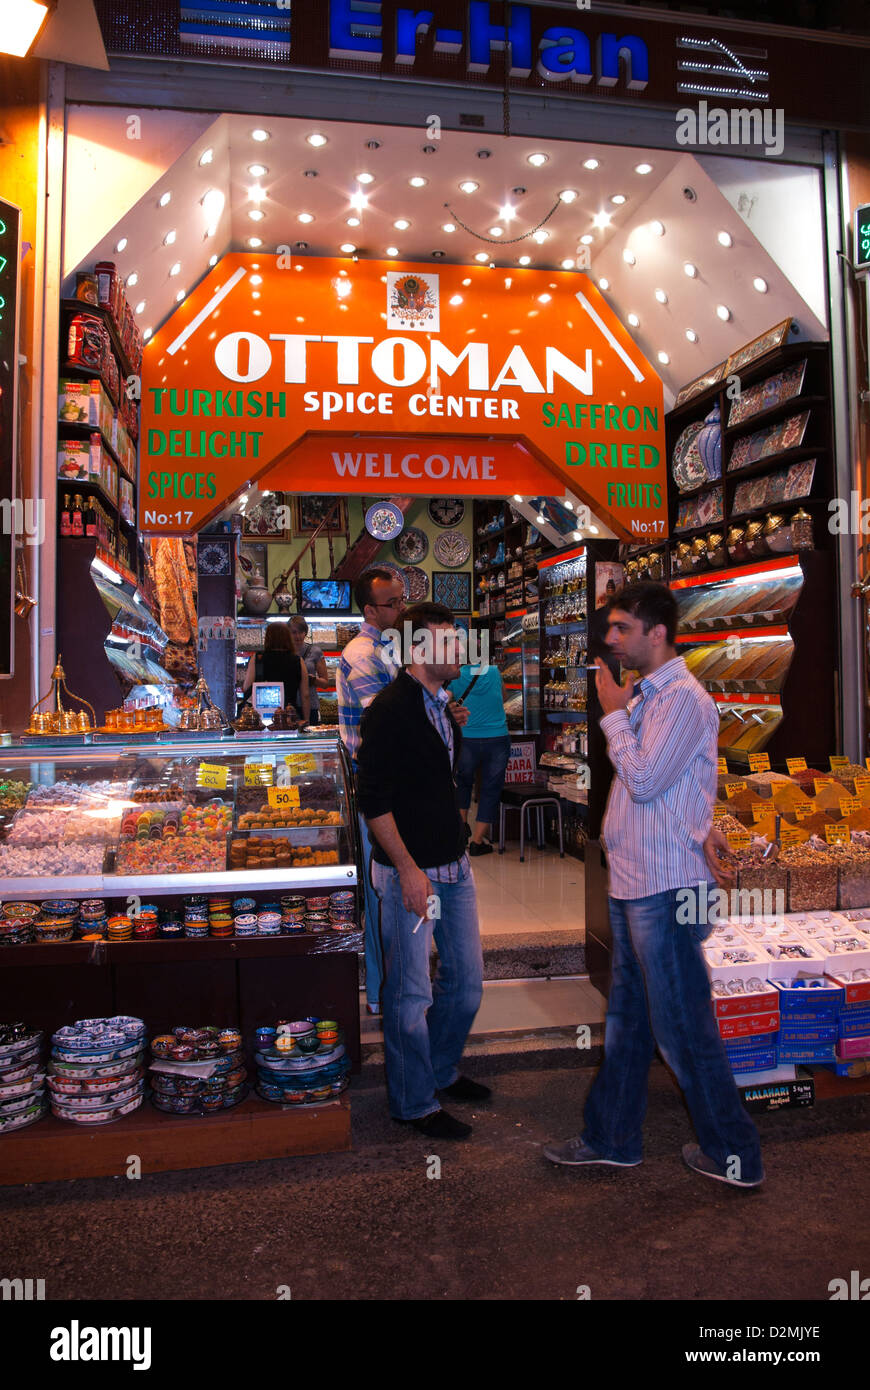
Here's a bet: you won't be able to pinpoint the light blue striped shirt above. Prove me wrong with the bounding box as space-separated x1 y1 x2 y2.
600 656 718 900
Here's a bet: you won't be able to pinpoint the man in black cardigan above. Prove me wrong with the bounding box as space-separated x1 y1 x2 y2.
357 602 489 1140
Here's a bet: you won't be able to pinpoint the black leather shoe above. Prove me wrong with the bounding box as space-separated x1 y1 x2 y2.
396 1109 472 1139
439 1075 492 1102
468 840 493 857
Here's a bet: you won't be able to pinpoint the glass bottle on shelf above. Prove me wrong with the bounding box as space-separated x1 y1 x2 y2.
60 493 72 538
71 494 84 537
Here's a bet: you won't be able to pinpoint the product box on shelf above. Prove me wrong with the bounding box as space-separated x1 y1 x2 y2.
717 1010 780 1040
745 926 827 980
59 379 114 439
835 1035 870 1060
778 1020 838 1044
725 1039 778 1073
825 971 870 1005
837 1004 870 1037
739 1077 815 1112
769 977 845 1013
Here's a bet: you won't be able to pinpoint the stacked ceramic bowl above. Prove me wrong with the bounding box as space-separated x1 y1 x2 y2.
305 895 331 933
280 894 307 934
208 896 234 938
257 907 282 937
0 902 38 947
48 1016 147 1124
255 1018 350 1105
78 898 109 940
0 1023 46 1134
36 899 80 944
106 914 133 942
183 897 209 938
133 904 159 940
149 1025 247 1115
158 913 184 941
329 891 356 932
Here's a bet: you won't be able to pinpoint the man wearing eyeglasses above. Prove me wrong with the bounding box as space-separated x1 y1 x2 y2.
338 568 406 1016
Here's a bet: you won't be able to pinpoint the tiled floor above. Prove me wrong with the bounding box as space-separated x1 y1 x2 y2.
470 843 585 938
361 975 607 1045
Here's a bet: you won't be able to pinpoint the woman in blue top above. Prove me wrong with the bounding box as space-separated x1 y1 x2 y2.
448 659 512 857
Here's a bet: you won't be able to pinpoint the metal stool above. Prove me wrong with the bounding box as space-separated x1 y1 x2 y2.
498 793 564 861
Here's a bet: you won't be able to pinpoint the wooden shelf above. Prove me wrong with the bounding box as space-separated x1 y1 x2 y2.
725 444 822 482
61 297 139 382
723 395 827 438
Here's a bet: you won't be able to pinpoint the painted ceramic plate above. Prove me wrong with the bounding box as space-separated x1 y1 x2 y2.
402 565 429 601
360 560 410 598
433 530 471 568
672 421 706 492
393 526 429 564
365 502 404 541
428 498 465 528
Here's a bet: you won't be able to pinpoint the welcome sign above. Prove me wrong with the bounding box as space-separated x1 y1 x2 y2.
139 255 667 539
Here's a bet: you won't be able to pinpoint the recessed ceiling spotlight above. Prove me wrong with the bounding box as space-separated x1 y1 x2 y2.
599 278 610 290
248 237 263 248
579 234 594 245
559 189 578 204
459 180 479 194
143 328 152 341
498 203 517 222
635 162 653 175
717 303 732 320
684 262 698 277
350 186 369 208
533 229 549 244
198 148 214 165
250 275 263 285
591 211 611 230
655 288 668 304
753 276 768 292
303 169 319 178
356 172 374 184
294 241 308 251
298 212 314 223
251 129 270 142
686 329 699 342
561 259 575 270
347 216 361 227
450 294 463 306
422 144 437 154
518 255 531 266
627 313 639 327
386 246 399 256
163 229 176 246
476 149 492 159
249 209 265 221
657 351 670 364
649 220 665 236
717 230 733 247
583 158 600 170
564 501 574 511
589 525 599 535
442 222 456 233
340 243 356 254
572 530 583 541
126 272 138 287
169 262 181 276
623 249 636 265
610 194 627 205
489 226 504 237
306 132 327 147
393 219 410 230
208 255 217 267
176 289 186 303
527 152 548 167
248 163 267 177
474 252 490 262
365 139 381 150
115 237 127 253
431 250 445 258
511 186 526 196
135 300 145 314
409 176 427 187
159 192 171 208
249 184 265 203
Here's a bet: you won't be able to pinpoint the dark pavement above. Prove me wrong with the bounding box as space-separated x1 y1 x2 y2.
1 1051 868 1302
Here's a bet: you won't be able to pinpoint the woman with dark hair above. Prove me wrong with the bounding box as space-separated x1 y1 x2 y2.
289 615 329 727
243 622 310 723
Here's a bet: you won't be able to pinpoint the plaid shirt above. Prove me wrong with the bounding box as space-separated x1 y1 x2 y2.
419 681 469 886
337 622 399 765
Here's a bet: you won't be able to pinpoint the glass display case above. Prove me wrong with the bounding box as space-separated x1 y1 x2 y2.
0 736 357 900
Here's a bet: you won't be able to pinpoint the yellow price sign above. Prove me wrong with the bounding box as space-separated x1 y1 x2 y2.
725 782 747 798
779 825 805 848
866 757 870 773
794 801 816 820
196 763 227 790
840 797 862 817
829 756 850 771
712 804 729 821
855 774 870 793
267 785 301 809
813 778 835 795
716 758 727 775
748 753 771 772
285 754 316 774
824 822 850 846
244 763 274 786
726 831 751 852
786 757 808 775
751 802 771 820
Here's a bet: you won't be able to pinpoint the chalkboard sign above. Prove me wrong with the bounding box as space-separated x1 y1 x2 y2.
0 198 21 679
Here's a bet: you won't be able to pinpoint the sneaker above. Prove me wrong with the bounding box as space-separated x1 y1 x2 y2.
681 1143 764 1188
439 1075 492 1102
396 1109 472 1140
543 1136 642 1168
468 840 494 857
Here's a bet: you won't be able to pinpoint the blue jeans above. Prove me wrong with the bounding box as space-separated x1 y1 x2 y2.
357 813 384 1010
372 858 484 1120
456 733 512 825
582 889 763 1180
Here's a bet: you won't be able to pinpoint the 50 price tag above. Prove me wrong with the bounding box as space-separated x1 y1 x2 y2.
267 786 301 809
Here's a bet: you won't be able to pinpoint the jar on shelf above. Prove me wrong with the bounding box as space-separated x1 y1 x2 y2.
762 511 792 555
726 524 749 564
674 542 693 575
744 520 768 559
690 536 709 571
647 551 664 581
791 507 814 551
705 532 727 569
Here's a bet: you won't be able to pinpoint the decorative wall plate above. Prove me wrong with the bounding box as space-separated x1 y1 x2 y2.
671 421 706 492
428 498 465 528
393 526 429 564
433 530 470 568
402 565 429 601
197 540 232 576
365 502 404 541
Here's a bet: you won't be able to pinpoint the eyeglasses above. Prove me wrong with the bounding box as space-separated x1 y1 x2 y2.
371 599 404 610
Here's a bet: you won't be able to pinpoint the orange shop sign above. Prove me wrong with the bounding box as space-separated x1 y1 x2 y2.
139 255 668 539
265 435 558 495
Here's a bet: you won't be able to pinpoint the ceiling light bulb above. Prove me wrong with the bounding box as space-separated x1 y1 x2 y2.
394 219 410 230
635 162 653 175
538 294 552 304
655 288 668 304
249 209 265 221
135 300 145 314
564 501 574 511
684 262 697 277
610 193 627 205
533 230 549 244
717 230 733 247
143 328 152 341
356 172 374 184
169 262 181 276
349 191 368 212
475 252 489 262
306 133 327 147
518 255 531 266
513 494 523 502
657 351 670 364
442 223 456 233
248 163 267 177
489 226 504 237
589 526 599 535
409 176 427 187
649 220 665 236
340 243 356 254
449 294 463 306
386 246 399 256
717 304 732 320
298 212 314 223
126 272 138 287
347 216 360 227
163 229 176 246
592 211 611 230
459 180 479 194
115 238 127 253
176 289 186 302
559 189 578 204
583 158 599 170
208 255 218 266
598 278 610 290
251 129 270 142
498 204 517 223
579 234 594 245
753 276 768 292
561 259 575 270
573 530 583 541
527 153 548 167
686 329 698 342
248 237 263 248
627 313 639 327
198 148 214 165
249 184 265 203
250 275 263 285
159 192 171 208
201 189 225 227
623 250 636 265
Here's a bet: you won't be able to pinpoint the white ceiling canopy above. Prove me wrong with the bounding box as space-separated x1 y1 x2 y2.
66 111 827 399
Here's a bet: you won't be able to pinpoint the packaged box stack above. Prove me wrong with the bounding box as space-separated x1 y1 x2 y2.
814 923 870 1072
770 978 842 1064
704 926 781 1074
59 378 114 438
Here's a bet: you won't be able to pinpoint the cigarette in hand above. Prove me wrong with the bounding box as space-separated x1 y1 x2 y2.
412 914 427 934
